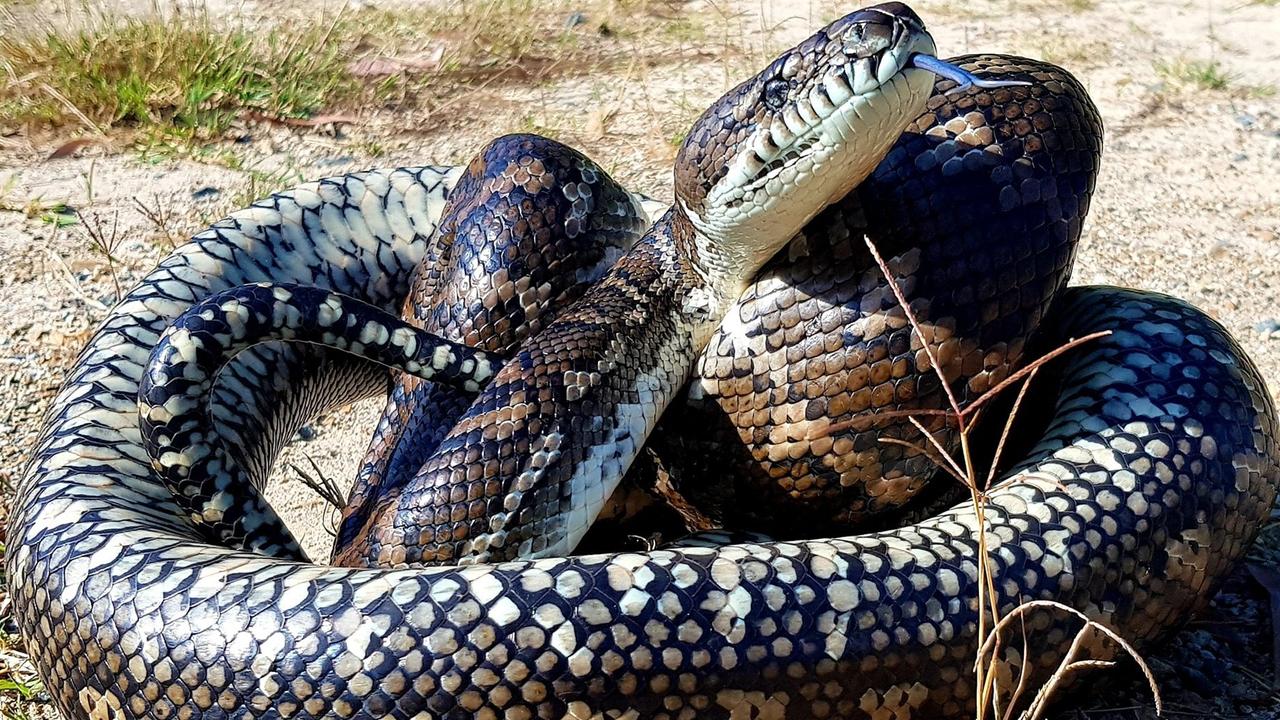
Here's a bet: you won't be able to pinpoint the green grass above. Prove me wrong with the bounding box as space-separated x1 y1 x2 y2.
1155 58 1236 91
0 11 366 134
0 0 666 141
230 166 306 208
1152 57 1276 97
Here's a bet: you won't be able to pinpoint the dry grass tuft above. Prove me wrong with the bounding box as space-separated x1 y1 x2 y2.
0 4 365 136
854 236 1162 720
0 0 675 142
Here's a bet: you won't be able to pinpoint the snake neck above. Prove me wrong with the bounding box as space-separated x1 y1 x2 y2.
673 198 788 302
662 205 748 352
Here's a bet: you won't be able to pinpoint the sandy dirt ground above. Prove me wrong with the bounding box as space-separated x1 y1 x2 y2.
1 0 1279 718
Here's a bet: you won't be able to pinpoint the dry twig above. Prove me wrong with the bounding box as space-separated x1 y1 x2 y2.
852 235 1150 720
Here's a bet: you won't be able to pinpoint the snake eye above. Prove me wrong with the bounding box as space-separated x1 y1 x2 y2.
762 78 789 111
842 19 894 59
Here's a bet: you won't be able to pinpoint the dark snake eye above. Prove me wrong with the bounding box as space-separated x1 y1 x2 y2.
762 78 789 111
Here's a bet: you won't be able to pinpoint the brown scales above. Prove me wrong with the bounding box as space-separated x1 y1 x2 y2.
648 56 1103 537
346 56 1105 553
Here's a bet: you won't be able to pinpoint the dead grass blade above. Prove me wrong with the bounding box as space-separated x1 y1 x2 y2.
878 437 967 483
861 234 1131 720
76 209 123 301
814 407 954 439
960 331 1111 420
863 235 964 420
289 453 345 512
977 600 1163 720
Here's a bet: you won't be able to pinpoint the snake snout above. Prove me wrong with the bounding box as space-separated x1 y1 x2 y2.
670 2 938 289
841 3 924 59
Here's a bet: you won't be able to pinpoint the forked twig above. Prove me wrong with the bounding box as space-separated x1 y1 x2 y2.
857 234 1143 719
76 208 124 301
289 453 345 540
961 331 1111 419
906 415 968 481
132 193 181 249
976 600 1164 720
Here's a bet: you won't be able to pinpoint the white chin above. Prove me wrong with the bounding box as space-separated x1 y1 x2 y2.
700 67 934 249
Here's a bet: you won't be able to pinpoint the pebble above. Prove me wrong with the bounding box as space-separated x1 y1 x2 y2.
1253 319 1280 338
191 186 221 200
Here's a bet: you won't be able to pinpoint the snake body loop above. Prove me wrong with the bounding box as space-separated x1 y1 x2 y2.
139 281 505 559
655 54 1105 536
8 6 1280 720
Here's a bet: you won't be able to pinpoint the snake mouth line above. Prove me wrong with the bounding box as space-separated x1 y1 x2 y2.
741 53 1028 197
739 50 929 196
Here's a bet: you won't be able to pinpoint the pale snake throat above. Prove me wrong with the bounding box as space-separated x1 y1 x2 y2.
8 3 1279 719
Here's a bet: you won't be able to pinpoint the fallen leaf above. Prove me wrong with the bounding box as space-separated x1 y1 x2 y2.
46 137 99 160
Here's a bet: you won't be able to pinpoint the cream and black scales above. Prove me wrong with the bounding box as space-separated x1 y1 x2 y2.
139 281 506 558
142 3 946 568
138 135 650 559
8 5 1280 720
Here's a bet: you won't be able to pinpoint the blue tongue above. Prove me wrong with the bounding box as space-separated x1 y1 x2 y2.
910 54 1033 93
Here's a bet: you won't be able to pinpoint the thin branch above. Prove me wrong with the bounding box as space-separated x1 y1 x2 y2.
907 415 969 482
864 235 965 422
984 366 1040 491
961 332 1111 420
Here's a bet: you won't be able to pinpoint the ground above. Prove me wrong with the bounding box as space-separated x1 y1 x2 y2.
0 0 1278 718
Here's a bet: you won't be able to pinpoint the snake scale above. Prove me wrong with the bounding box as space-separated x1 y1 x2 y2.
8 3 1279 719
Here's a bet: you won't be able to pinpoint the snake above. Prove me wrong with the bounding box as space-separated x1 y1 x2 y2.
8 3 1280 719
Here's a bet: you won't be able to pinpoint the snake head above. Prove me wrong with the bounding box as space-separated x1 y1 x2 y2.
673 2 937 288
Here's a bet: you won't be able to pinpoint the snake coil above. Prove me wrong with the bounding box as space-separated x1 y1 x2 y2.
8 6 1279 719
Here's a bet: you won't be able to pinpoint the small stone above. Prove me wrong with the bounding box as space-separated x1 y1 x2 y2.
296 426 317 441
564 11 587 28
1253 319 1280 336
192 186 220 200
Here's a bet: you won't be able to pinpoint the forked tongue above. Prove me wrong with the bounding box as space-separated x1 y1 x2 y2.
910 54 1033 93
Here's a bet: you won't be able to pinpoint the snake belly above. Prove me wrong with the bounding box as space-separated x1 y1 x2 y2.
8 61 1280 720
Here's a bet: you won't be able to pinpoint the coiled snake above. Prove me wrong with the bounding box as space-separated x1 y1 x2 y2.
8 3 1279 719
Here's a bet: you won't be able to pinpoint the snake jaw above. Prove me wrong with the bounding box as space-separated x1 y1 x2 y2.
673 4 937 291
